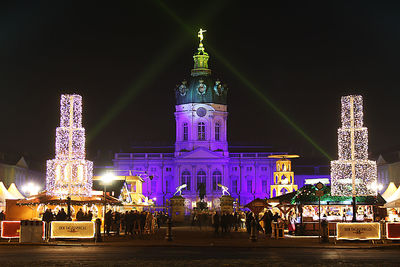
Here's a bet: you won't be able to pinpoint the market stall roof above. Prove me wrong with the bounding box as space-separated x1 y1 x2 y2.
16 191 122 206
382 182 397 202
386 185 400 203
0 182 17 204
244 198 270 214
267 191 297 205
283 185 386 206
384 199 400 208
7 183 25 199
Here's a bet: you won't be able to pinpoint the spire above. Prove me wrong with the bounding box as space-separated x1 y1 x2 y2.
192 28 211 76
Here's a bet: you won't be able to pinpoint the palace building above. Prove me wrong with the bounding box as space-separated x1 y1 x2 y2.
113 30 295 208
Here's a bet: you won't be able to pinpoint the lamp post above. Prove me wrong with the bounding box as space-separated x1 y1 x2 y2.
101 172 115 237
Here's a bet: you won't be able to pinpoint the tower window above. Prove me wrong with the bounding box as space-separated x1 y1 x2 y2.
212 170 222 191
181 170 191 191
198 122 206 141
183 123 188 141
215 122 220 141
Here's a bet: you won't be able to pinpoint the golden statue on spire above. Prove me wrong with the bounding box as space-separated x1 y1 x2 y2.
198 28 206 44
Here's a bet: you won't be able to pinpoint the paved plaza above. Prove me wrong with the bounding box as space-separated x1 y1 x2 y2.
1 227 400 266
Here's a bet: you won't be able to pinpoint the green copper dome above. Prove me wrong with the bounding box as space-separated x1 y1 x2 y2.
175 29 227 105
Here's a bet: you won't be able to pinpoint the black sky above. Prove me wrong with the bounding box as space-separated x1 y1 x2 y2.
1 1 399 169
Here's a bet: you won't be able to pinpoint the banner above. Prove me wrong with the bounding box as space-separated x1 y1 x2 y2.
386 223 400 240
1 221 20 238
337 223 380 240
50 221 95 238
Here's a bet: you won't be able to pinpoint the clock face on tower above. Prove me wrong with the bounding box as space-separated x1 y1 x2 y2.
196 107 207 117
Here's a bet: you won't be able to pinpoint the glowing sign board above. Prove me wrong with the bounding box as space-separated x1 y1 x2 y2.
336 223 380 240
1 221 20 238
386 223 400 240
50 221 95 238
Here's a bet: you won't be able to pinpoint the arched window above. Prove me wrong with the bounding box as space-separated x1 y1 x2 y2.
212 170 222 191
197 170 206 190
183 123 188 141
215 122 220 141
181 170 191 191
198 122 206 140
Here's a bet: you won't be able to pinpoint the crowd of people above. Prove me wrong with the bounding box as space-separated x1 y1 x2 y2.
189 210 288 237
104 210 168 236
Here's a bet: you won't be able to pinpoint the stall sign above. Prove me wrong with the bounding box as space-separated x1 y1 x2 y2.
1 221 20 238
50 221 95 238
386 223 400 240
337 223 380 240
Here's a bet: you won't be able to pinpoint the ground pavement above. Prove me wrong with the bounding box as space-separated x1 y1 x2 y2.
1 225 399 249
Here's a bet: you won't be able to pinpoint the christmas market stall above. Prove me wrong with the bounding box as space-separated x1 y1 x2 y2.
6 190 121 221
291 185 386 235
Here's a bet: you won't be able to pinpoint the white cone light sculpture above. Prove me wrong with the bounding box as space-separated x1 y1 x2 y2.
331 95 377 196
46 94 93 197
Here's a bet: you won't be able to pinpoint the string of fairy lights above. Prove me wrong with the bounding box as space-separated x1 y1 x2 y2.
46 94 93 197
331 95 377 197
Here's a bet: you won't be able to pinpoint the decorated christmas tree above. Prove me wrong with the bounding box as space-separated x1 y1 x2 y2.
46 94 93 197
331 95 377 196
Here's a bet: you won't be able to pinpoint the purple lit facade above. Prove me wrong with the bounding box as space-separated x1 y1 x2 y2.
113 38 324 208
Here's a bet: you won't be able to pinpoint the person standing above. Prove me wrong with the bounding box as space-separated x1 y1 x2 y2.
114 211 121 236
287 210 296 235
42 209 54 240
0 210 5 221
213 212 220 235
105 210 113 236
262 210 273 237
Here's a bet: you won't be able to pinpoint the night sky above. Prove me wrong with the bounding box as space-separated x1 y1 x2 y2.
1 1 399 170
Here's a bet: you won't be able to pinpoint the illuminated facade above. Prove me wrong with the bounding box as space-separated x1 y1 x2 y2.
331 95 377 196
46 94 93 197
114 30 296 207
269 155 299 198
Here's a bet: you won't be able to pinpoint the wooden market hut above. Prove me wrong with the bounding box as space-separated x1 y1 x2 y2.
6 191 121 221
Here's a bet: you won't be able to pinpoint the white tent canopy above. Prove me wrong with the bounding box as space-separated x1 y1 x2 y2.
387 185 400 203
8 183 25 199
0 182 17 207
382 182 398 202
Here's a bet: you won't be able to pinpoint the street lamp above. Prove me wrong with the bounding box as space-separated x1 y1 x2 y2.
21 182 41 197
101 172 115 236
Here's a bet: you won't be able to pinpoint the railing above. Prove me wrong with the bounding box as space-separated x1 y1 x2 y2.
114 153 174 160
229 152 283 159
115 152 283 160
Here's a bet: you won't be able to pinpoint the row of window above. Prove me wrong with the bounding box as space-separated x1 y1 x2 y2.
150 178 269 194
183 122 221 141
181 170 222 191
137 165 268 174
231 166 269 172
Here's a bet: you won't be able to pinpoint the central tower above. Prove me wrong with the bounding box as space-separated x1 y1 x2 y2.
174 29 228 156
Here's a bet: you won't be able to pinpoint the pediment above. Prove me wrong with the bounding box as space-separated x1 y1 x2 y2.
377 155 386 165
178 147 224 159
